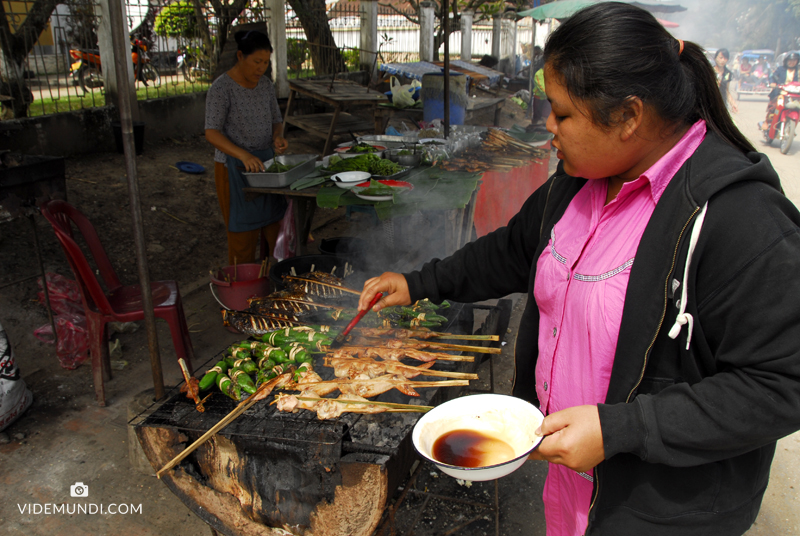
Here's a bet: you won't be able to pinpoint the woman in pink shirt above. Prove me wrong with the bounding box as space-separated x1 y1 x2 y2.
358 3 800 535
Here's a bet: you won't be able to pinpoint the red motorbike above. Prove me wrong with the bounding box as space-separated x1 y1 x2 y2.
69 39 160 95
763 82 800 154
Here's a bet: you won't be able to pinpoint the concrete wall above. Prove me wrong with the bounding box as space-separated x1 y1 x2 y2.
0 92 207 156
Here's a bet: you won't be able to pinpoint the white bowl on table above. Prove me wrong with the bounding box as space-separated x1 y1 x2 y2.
331 171 371 189
412 393 544 481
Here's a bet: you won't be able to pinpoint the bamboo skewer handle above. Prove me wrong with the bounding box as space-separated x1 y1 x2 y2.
156 372 292 478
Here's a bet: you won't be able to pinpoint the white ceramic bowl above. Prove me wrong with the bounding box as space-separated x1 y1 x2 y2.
412 394 544 481
331 171 371 189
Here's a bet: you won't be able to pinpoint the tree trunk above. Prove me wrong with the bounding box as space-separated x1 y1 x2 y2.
287 0 346 75
208 0 249 63
0 0 58 117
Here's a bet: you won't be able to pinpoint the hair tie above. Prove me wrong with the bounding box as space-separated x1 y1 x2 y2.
677 39 684 56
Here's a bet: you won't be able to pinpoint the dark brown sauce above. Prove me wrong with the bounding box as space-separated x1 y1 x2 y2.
432 429 515 468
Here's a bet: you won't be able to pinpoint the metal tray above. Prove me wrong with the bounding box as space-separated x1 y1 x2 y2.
243 154 319 188
356 135 419 149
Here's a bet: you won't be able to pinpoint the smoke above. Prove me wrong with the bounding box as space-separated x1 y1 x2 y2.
665 0 744 51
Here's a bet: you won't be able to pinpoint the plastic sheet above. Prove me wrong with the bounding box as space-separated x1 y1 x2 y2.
33 273 89 370
273 199 297 262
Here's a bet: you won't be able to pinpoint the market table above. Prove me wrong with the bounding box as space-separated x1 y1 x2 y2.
244 166 483 261
374 97 506 133
282 79 388 156
379 61 504 90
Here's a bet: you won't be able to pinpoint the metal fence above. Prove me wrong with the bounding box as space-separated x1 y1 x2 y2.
1 2 531 120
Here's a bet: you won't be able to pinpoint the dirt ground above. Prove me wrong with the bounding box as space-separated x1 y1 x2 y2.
0 93 548 535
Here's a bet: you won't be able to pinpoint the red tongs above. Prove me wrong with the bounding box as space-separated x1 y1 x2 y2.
329 292 383 349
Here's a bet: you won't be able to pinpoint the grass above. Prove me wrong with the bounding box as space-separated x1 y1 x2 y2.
27 80 211 118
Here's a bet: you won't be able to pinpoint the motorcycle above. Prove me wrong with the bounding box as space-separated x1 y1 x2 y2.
762 82 800 154
176 46 209 83
69 39 161 95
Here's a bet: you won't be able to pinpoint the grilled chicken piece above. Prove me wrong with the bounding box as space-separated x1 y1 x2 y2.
338 374 420 398
327 356 435 379
316 394 386 419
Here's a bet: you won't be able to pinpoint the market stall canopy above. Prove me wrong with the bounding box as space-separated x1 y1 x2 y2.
518 0 686 20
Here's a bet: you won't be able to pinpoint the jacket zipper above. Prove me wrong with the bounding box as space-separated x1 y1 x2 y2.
585 206 699 532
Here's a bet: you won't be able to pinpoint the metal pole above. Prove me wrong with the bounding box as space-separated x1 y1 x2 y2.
529 20 537 120
30 214 57 346
106 0 165 400
443 0 450 138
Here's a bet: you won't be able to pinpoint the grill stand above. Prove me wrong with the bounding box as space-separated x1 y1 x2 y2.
134 299 511 536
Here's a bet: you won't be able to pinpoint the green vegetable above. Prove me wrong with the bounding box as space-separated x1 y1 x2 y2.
265 161 296 173
324 154 403 176
230 367 257 394
199 361 225 391
217 373 241 401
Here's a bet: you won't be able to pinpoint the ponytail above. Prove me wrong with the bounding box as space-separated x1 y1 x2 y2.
680 42 755 153
544 2 755 154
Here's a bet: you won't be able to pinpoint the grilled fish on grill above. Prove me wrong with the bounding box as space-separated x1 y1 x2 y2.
221 309 308 335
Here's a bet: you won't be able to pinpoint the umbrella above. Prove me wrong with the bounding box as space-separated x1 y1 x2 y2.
518 0 686 21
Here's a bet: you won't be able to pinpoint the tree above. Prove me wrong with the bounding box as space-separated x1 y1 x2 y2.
154 1 199 39
0 0 58 117
286 0 346 75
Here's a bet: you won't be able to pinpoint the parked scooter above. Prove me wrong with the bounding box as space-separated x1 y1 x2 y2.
762 82 800 154
176 46 210 83
69 39 160 95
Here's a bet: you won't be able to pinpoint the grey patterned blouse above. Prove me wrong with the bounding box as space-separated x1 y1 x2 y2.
205 73 283 164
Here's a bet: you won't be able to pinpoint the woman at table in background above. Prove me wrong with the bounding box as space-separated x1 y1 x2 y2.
205 30 288 265
359 3 800 536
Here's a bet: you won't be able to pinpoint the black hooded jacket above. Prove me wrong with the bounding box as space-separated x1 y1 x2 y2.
404 132 800 535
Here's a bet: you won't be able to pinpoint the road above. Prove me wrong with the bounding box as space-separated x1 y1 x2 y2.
734 97 800 535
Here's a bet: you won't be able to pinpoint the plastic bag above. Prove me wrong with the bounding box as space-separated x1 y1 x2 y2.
391 76 421 109
273 199 296 262
37 272 83 315
0 321 33 431
33 312 89 370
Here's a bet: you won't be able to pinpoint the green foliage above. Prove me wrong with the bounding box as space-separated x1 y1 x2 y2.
287 38 308 71
154 1 198 39
342 48 360 71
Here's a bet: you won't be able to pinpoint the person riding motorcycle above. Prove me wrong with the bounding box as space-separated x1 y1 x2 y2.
762 52 800 131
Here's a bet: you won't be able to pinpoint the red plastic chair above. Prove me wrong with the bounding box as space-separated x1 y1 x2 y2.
40 200 194 406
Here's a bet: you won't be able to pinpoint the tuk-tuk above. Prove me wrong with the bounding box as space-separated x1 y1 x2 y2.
736 49 774 98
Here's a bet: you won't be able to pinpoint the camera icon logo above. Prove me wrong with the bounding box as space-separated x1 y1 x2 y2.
70 482 89 498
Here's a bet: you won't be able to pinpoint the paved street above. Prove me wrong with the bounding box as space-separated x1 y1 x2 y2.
730 96 800 535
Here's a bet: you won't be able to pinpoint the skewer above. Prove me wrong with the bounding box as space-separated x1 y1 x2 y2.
294 378 469 389
353 328 499 341
359 338 501 354
156 371 294 478
283 275 361 295
323 357 479 379
177 358 204 412
336 346 475 362
293 396 432 412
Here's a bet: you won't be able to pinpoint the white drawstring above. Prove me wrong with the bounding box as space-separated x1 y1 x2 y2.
668 202 709 350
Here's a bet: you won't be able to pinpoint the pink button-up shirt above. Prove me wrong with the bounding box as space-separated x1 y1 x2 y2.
533 120 706 536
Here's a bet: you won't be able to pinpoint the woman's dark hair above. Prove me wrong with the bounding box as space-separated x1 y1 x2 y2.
785 52 800 67
234 30 273 56
544 2 755 154
716 49 730 61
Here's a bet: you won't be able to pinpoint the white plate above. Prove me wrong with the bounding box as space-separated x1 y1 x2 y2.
354 193 393 201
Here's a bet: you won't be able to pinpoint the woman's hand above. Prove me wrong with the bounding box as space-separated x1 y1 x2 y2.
274 136 288 155
241 153 265 172
358 272 411 312
528 405 605 473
